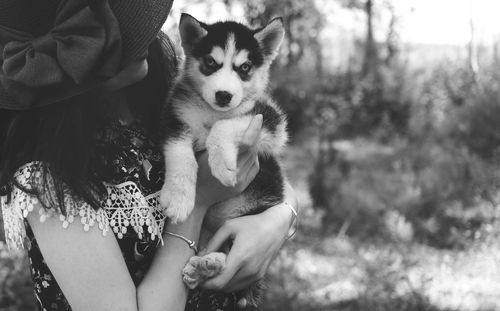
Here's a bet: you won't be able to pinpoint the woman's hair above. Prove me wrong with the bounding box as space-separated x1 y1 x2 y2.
0 92 107 211
0 37 176 213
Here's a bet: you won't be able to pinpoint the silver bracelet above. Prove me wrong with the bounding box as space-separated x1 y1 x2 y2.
164 231 199 254
283 202 298 240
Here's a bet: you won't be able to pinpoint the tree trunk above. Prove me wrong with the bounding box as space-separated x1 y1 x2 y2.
385 3 398 66
314 40 324 78
468 14 479 82
362 0 378 77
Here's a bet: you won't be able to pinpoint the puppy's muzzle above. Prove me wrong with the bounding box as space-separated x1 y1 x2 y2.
215 91 232 107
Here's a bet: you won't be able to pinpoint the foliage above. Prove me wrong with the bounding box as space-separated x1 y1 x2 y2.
0 242 34 311
307 56 500 248
244 0 326 70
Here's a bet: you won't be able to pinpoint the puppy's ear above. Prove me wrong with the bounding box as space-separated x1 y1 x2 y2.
254 17 285 60
179 13 207 53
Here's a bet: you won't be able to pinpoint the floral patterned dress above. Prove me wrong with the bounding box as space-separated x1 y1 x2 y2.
0 119 239 311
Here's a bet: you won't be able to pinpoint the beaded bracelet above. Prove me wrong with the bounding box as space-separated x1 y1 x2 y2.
164 231 199 254
283 202 298 240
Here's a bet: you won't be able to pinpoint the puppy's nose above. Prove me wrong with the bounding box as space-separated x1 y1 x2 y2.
215 91 233 107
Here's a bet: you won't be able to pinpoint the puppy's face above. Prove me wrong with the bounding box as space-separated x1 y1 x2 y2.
179 14 284 112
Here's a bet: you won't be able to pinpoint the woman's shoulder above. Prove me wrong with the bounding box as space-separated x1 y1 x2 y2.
1 161 166 251
1 161 99 249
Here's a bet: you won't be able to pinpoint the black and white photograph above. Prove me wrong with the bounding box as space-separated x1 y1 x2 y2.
1 0 500 310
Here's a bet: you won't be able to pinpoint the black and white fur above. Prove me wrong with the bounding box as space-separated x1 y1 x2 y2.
160 14 287 308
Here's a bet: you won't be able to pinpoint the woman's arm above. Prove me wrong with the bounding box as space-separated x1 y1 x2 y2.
137 203 208 311
27 199 209 311
26 115 264 311
201 180 298 292
26 206 139 311
138 115 265 310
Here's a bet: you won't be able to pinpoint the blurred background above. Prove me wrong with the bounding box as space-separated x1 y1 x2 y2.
3 0 500 310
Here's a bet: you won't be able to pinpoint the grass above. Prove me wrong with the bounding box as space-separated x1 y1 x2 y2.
0 246 34 311
264 220 500 311
262 141 500 311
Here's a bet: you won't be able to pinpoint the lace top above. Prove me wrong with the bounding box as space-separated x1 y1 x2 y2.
0 119 239 311
2 162 166 250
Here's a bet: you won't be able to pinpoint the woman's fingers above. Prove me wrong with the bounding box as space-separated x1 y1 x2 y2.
232 153 259 193
224 250 270 292
238 114 262 166
240 114 262 151
236 122 260 190
202 222 234 255
225 277 256 293
240 157 259 190
239 149 258 175
202 253 243 291
237 146 255 169
223 266 266 292
202 231 246 291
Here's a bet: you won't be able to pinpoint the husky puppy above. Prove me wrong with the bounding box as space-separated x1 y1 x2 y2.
160 13 287 307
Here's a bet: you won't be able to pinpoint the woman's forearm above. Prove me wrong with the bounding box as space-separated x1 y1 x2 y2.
137 204 207 311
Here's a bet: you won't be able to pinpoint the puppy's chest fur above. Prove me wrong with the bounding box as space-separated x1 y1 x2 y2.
172 92 270 151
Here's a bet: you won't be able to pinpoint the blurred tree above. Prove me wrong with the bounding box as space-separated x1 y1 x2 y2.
243 0 325 75
231 0 328 136
468 14 479 82
306 0 417 234
362 0 378 77
340 0 379 78
384 1 400 66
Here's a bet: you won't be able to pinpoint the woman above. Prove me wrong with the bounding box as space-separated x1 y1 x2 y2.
0 0 298 310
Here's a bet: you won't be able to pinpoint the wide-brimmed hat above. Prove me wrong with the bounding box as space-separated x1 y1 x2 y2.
0 0 173 110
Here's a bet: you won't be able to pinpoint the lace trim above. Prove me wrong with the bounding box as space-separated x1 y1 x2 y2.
1 162 166 250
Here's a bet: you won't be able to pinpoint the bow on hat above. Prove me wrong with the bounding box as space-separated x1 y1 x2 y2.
0 0 122 90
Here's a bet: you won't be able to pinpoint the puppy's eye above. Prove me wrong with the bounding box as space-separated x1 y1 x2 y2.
239 62 252 73
204 56 217 68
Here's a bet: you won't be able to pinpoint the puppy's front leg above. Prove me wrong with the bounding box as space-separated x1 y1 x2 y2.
160 137 198 223
205 116 254 187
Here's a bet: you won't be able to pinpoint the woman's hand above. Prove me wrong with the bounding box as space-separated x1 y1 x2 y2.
195 115 263 209
200 182 298 292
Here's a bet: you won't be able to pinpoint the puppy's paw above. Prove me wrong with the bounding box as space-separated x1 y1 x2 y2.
160 182 195 224
182 252 226 289
207 148 238 187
